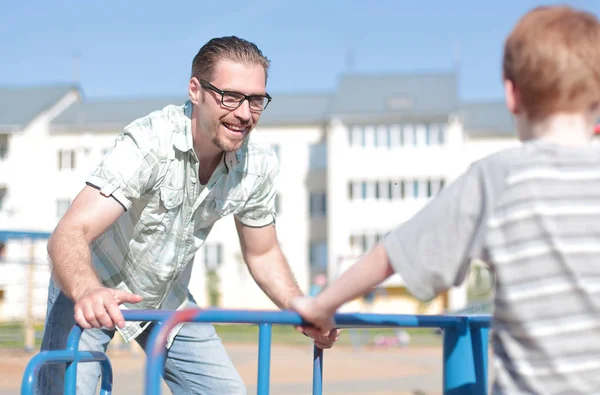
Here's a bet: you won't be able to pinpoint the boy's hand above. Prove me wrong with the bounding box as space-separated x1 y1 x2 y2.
290 296 337 334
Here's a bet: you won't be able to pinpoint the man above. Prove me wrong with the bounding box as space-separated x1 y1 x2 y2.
292 5 600 395
38 36 339 395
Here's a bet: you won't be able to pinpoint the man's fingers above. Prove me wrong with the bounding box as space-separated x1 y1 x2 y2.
113 290 143 305
314 340 334 349
92 299 115 329
82 303 101 328
74 307 92 329
105 301 126 328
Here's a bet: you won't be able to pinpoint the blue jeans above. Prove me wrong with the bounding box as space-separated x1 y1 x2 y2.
36 279 246 394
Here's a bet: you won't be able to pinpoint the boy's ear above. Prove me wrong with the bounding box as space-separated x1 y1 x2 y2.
504 79 521 115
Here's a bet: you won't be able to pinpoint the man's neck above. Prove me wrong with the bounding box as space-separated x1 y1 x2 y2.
519 112 596 146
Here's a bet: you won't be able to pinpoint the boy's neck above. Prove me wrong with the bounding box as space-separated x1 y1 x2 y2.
519 112 597 146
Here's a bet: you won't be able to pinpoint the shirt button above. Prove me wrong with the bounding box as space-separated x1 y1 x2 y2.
191 176 196 183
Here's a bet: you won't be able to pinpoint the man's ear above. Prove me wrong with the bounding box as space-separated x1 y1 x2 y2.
188 77 202 106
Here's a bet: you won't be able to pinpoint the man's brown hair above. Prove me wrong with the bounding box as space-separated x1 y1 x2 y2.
503 5 600 120
191 36 271 83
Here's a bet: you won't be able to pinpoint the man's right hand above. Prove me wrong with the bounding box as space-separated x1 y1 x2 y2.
73 287 143 329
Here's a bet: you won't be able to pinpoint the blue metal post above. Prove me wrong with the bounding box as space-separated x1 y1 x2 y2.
470 323 489 395
257 323 272 395
443 319 476 395
64 325 83 395
312 346 323 395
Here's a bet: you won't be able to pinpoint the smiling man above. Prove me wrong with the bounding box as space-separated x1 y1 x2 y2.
37 36 339 395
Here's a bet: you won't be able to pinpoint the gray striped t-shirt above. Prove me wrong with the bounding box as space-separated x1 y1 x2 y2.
383 139 600 394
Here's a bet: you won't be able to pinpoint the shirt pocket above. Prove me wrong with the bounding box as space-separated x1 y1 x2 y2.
195 197 244 228
154 186 184 233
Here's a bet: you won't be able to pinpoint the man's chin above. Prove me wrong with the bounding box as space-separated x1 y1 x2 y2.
216 137 245 153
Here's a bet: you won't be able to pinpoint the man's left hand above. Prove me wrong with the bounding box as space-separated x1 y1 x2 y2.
295 325 340 349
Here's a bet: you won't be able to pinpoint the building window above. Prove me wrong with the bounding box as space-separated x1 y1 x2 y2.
403 124 415 146
376 125 388 148
56 198 71 219
350 233 384 254
363 126 376 147
309 241 328 274
415 124 428 146
350 126 364 147
309 192 327 217
58 149 76 170
0 188 6 211
349 178 445 201
309 142 327 169
0 135 7 159
203 244 223 271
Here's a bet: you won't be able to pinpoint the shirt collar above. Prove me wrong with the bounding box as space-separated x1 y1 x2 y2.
174 100 239 173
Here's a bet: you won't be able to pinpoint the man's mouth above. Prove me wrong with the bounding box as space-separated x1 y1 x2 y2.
222 122 248 134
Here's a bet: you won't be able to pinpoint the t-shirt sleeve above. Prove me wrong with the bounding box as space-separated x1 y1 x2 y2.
234 154 279 228
382 162 493 301
86 126 159 211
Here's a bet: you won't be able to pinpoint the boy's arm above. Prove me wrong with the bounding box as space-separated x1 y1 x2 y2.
292 162 492 330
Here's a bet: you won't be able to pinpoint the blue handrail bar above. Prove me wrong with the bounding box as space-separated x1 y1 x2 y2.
20 308 492 395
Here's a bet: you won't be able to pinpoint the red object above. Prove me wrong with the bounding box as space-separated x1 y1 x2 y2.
595 125 600 135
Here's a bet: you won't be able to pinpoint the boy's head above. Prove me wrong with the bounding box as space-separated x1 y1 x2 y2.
502 6 600 137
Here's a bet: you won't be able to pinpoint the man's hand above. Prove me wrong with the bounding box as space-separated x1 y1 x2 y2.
73 287 143 329
291 296 339 349
295 325 340 349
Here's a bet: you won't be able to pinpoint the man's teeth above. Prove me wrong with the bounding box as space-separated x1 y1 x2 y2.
224 123 244 132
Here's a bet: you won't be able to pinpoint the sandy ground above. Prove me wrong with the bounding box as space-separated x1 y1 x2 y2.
2 343 446 395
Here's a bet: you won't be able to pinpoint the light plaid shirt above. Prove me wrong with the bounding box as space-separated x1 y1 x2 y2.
86 100 278 343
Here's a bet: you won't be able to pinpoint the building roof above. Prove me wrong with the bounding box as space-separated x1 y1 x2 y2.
51 92 333 131
330 72 458 122
259 93 331 126
0 84 77 132
43 71 517 135
51 97 184 132
461 101 515 137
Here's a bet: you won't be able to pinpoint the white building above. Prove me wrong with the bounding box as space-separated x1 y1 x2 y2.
0 71 521 321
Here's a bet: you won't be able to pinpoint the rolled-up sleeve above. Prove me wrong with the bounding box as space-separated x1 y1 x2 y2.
87 127 158 211
235 154 279 228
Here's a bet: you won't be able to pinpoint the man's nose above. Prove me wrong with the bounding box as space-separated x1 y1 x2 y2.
233 100 252 121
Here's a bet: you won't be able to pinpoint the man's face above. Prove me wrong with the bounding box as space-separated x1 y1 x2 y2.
191 60 268 153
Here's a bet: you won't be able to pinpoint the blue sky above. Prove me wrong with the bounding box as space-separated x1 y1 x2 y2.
1 0 598 101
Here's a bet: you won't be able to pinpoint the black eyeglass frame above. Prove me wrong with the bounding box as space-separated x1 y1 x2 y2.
199 79 272 111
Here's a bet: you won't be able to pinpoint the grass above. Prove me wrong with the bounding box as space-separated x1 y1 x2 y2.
214 324 442 347
0 322 442 350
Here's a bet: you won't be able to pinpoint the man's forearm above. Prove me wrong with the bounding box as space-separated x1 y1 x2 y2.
247 249 303 309
47 224 102 302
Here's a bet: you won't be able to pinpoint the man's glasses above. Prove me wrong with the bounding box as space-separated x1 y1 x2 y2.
200 80 272 112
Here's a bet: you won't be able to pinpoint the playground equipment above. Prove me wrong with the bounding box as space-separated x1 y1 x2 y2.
20 308 491 395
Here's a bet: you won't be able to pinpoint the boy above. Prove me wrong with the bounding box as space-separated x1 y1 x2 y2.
291 5 600 394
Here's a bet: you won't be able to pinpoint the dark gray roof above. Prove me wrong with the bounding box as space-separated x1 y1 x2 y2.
51 97 185 131
330 72 458 122
43 71 515 135
0 84 78 132
259 93 331 126
461 101 515 137
51 93 333 131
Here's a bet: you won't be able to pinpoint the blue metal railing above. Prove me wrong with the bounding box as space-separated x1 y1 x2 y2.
20 308 491 395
